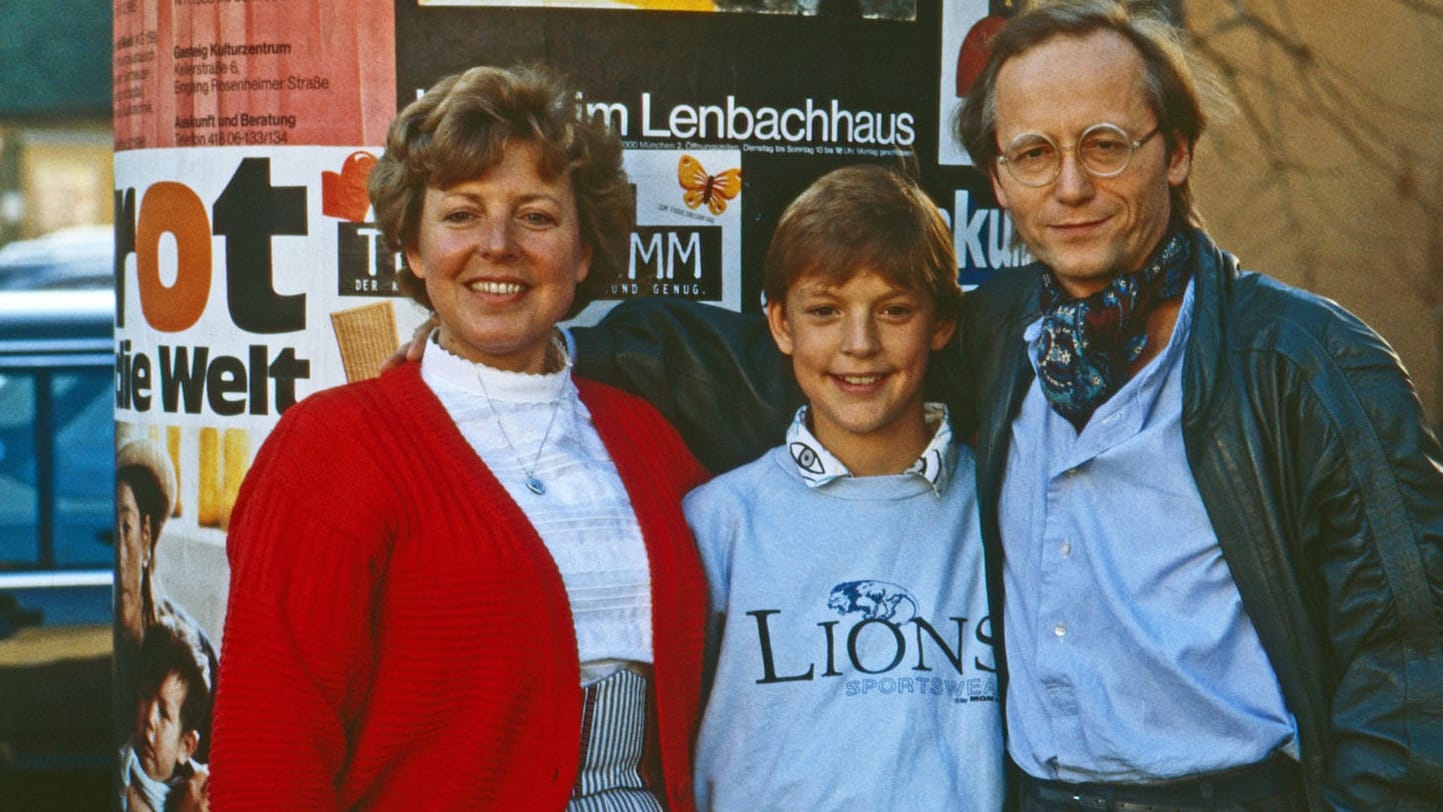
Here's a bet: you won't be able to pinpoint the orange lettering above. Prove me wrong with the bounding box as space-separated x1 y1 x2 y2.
136 182 211 332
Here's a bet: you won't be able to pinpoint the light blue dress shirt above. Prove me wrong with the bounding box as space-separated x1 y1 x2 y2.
1000 280 1299 783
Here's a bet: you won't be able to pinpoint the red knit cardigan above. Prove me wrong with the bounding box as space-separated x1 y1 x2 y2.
211 362 709 810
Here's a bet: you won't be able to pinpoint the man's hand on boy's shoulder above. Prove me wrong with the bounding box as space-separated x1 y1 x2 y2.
571 298 800 474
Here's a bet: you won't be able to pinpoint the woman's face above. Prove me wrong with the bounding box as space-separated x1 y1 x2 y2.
116 481 149 639
405 141 591 373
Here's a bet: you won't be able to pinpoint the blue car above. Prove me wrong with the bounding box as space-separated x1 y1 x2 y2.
0 287 115 805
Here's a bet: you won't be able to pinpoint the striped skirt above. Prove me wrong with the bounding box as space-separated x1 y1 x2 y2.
569 667 665 812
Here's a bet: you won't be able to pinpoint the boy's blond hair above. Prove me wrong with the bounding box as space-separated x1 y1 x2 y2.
763 165 961 320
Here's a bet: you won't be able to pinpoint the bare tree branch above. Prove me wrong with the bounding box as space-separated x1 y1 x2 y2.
1384 0 1443 24
1184 0 1443 423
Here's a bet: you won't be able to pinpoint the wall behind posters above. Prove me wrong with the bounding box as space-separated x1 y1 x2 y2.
111 0 1020 796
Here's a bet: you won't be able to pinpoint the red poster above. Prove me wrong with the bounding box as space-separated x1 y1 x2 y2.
113 0 395 151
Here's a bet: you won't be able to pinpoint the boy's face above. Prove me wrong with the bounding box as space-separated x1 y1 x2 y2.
767 268 955 475
135 671 198 782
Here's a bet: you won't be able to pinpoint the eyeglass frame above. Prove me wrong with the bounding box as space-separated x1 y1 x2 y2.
995 123 1161 188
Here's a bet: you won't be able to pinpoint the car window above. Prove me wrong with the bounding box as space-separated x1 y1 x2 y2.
53 370 114 566
0 371 40 567
0 365 114 570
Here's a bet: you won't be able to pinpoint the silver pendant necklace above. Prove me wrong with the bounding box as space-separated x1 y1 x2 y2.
474 336 569 496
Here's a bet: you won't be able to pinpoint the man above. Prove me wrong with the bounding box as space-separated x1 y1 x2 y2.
948 2 1443 808
396 2 1441 806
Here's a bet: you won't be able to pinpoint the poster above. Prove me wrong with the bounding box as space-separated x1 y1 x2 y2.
112 0 1027 804
111 1 400 802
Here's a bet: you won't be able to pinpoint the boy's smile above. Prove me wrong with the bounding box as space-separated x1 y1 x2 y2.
768 268 955 476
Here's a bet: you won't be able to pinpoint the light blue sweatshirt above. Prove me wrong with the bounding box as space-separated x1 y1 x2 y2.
684 407 1004 811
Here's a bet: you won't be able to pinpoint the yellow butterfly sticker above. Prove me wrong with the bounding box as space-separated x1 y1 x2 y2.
678 155 741 216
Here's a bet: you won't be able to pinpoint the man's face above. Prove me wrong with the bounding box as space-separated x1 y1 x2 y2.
135 671 198 782
990 29 1191 298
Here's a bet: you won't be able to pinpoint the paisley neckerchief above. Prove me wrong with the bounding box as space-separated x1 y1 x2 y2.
1034 230 1192 431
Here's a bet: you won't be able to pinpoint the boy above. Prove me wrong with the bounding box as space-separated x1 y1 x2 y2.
684 165 1002 810
118 618 211 812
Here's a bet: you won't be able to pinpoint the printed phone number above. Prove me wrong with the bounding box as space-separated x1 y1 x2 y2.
177 130 290 146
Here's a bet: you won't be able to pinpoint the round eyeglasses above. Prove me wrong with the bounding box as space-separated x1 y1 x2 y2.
996 123 1160 187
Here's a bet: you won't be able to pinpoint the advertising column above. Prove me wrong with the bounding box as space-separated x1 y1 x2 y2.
111 0 399 798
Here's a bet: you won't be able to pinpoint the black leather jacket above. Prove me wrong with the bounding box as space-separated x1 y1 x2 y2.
956 228 1443 809
574 228 1443 808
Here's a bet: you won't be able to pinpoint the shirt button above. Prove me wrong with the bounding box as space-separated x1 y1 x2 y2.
1053 623 1067 638
1060 540 1072 556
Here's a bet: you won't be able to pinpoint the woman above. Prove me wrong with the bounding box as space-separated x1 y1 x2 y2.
211 66 709 810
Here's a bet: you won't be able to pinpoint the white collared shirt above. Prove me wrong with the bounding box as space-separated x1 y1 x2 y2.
785 402 953 495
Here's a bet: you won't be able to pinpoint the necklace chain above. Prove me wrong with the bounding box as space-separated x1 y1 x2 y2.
474 334 570 495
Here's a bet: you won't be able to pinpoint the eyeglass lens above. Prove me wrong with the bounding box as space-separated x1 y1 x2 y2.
1003 124 1137 185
